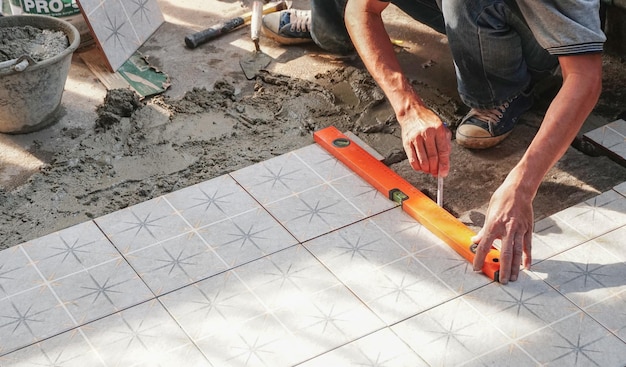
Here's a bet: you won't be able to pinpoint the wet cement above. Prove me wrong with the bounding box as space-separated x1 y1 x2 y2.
1 59 625 249
0 25 68 62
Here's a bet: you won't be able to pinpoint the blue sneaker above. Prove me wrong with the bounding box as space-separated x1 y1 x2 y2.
262 9 313 45
456 89 533 149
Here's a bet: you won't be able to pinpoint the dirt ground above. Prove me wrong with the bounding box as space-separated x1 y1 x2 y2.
1 1 626 250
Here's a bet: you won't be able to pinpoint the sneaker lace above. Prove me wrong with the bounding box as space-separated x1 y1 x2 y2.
466 100 511 135
287 10 311 32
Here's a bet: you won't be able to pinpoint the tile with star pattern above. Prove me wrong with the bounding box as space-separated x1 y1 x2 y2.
0 328 104 366
392 297 509 366
95 196 191 254
518 311 626 366
81 300 208 366
0 246 42 300
165 174 260 229
78 0 164 71
21 221 121 281
298 328 429 367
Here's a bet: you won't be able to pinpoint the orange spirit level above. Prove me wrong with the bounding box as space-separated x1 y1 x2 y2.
314 126 500 282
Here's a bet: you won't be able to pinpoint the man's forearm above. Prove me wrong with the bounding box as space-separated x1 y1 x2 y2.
506 54 603 198
344 0 429 124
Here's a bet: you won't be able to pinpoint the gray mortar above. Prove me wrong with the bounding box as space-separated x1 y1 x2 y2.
0 25 68 62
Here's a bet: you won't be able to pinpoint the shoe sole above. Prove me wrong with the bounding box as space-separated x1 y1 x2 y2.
456 130 513 149
261 27 314 45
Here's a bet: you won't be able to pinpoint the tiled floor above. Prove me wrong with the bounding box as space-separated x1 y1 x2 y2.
584 119 626 164
2 142 626 366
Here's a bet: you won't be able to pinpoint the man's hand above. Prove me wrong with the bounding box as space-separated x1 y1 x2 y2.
400 113 451 177
471 178 534 284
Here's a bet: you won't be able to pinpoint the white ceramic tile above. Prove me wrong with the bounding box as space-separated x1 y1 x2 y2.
0 329 104 366
299 328 429 367
613 181 626 196
230 150 326 205
370 208 443 254
271 284 384 364
161 271 266 341
304 217 412 283
292 143 353 182
518 311 626 366
21 221 120 281
0 285 75 356
197 206 298 268
463 271 580 340
81 300 208 366
329 172 397 216
78 0 164 71
460 344 538 367
49 258 153 325
0 246 42 299
532 215 588 263
553 189 626 241
392 297 510 367
234 245 339 311
263 183 366 242
532 240 626 309
95 197 191 254
194 313 294 367
591 225 626 262
165 174 260 229
584 125 625 149
584 291 626 345
125 232 228 295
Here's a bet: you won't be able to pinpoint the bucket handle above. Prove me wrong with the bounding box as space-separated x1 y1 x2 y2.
0 55 36 72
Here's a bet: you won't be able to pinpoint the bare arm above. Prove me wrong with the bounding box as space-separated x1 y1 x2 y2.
344 0 451 176
473 53 603 284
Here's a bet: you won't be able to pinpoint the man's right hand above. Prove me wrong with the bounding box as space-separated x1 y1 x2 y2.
400 112 451 177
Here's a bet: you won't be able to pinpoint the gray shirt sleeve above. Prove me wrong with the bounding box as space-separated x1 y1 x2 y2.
515 0 606 55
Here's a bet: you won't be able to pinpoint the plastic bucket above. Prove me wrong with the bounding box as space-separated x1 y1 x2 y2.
0 15 80 134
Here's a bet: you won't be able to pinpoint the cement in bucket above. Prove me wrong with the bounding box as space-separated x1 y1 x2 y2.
0 15 80 134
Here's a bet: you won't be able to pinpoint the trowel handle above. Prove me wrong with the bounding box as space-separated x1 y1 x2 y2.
251 0 263 43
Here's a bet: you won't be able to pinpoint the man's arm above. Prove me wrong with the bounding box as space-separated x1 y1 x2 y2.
344 0 451 177
472 53 603 284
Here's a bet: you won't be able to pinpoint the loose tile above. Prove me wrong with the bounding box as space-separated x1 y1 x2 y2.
50 258 153 325
165 174 260 229
95 197 191 254
0 286 75 356
0 246 42 299
21 221 120 281
125 232 228 295
78 0 164 71
298 328 429 367
82 300 208 366
197 207 298 268
518 311 626 366
0 329 104 366
392 297 509 367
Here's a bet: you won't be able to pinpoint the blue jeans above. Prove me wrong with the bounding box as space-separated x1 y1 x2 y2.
310 0 558 109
